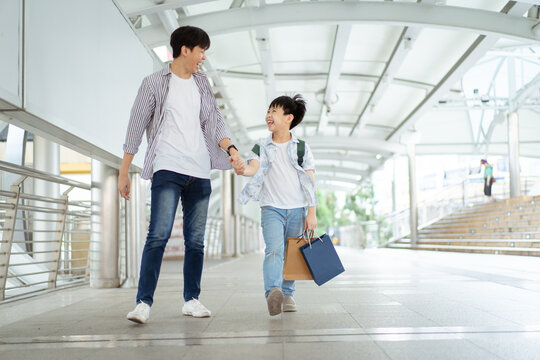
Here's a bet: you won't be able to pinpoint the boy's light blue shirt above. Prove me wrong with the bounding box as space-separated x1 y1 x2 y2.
238 133 318 207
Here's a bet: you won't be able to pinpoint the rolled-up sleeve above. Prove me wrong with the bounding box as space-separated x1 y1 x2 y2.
203 76 231 144
123 77 155 154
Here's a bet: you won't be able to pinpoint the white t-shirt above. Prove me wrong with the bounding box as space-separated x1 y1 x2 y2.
153 73 211 179
260 141 307 209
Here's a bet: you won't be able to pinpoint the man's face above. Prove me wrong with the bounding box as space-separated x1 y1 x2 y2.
266 106 292 132
185 45 206 73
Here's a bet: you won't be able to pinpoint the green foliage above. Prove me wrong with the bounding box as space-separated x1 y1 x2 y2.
316 182 375 234
315 182 394 243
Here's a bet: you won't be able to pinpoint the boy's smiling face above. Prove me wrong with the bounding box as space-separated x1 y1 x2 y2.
266 106 293 132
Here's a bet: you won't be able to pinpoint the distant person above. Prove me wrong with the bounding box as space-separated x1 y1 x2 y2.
481 159 495 202
236 94 318 316
118 26 245 324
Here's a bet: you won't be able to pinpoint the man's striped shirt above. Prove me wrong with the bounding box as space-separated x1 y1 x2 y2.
123 66 232 180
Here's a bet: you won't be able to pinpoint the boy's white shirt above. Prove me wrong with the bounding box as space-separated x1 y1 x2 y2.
238 133 318 207
260 141 307 209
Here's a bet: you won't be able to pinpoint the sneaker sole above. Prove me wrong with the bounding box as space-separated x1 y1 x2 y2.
182 311 211 318
283 305 297 312
267 289 283 316
127 315 147 324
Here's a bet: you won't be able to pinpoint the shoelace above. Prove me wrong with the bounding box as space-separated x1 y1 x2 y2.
190 299 207 311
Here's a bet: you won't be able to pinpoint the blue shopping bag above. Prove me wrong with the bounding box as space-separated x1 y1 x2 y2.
299 233 345 286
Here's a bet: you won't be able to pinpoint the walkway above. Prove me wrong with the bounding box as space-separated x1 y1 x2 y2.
2 248 540 359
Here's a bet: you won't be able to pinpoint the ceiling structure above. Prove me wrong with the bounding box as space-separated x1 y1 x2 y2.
115 0 540 191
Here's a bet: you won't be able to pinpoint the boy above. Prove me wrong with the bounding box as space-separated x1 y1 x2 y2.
236 94 317 316
119 26 245 324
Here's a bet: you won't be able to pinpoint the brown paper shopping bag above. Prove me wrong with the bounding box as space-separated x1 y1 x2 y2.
283 237 313 280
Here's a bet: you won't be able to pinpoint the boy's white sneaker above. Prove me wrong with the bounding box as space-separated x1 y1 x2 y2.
127 301 150 324
182 299 211 318
267 288 283 316
283 296 297 312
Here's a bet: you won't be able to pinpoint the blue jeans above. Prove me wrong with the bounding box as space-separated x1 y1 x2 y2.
136 170 211 306
261 206 306 298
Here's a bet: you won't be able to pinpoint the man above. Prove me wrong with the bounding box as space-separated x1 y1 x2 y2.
118 26 244 324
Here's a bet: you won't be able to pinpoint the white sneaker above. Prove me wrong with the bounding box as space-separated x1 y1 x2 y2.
182 299 211 318
127 301 150 324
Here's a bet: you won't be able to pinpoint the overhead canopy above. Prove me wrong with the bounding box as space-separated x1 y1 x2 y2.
115 0 540 190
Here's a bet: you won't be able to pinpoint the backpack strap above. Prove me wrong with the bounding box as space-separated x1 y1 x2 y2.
252 141 304 165
297 139 305 167
251 144 260 157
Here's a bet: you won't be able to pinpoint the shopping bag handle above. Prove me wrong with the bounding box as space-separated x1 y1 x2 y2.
298 230 322 248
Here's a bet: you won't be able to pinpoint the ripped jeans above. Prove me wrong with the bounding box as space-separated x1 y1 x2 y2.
260 206 306 298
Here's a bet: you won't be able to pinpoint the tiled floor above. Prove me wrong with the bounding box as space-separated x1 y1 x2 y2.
2 248 540 359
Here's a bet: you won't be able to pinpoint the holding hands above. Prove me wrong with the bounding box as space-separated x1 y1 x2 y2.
229 151 246 175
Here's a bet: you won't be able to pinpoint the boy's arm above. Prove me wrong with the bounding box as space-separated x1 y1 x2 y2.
305 170 317 232
239 159 260 177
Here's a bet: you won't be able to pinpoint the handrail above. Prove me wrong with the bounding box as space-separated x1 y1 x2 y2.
380 176 539 247
0 160 91 190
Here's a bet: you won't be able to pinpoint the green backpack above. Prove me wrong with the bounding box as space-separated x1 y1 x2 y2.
251 139 305 167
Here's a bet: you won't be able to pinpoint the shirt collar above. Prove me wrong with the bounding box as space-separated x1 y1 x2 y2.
160 65 171 77
263 132 299 146
162 64 203 79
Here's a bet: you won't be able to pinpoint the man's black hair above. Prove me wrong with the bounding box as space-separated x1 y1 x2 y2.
170 26 210 58
269 94 306 130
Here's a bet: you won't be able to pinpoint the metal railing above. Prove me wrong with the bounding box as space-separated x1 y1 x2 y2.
0 160 92 301
147 206 262 260
381 176 539 245
237 215 263 255
205 216 223 258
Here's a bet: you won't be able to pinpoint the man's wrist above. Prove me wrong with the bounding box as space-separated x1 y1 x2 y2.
226 144 238 156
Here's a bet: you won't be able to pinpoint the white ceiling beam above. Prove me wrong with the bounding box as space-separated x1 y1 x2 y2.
230 0 244 9
172 2 539 42
255 27 277 103
318 24 351 133
317 165 369 178
386 1 533 141
118 0 223 17
252 1 276 103
317 181 357 192
217 71 435 92
348 0 445 135
316 175 363 185
511 70 540 112
308 136 405 154
311 152 383 167
433 104 540 111
350 25 422 135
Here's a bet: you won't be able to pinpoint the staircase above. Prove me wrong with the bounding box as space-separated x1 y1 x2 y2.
387 195 540 256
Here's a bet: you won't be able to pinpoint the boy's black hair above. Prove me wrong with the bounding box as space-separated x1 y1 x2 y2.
170 26 210 58
269 94 306 130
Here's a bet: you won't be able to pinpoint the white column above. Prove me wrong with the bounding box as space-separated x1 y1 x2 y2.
123 172 147 288
221 170 234 257
90 159 120 288
391 157 399 240
507 57 521 198
407 143 418 246
508 112 521 197
33 136 59 263
391 158 397 213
